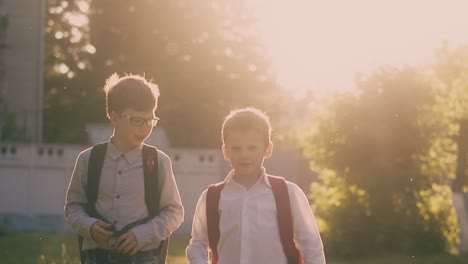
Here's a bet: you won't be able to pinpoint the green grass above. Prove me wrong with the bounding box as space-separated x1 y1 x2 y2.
0 233 78 264
328 254 468 264
0 233 467 264
0 233 189 264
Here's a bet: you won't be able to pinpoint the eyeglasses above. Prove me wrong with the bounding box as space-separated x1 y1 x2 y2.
121 114 160 127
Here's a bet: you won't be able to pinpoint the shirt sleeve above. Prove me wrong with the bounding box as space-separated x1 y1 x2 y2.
131 150 185 250
288 183 326 264
64 149 98 240
185 190 210 264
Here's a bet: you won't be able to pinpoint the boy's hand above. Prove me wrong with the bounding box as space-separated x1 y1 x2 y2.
117 231 139 255
90 220 114 243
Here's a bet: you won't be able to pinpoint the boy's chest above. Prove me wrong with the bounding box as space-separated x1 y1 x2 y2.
219 188 279 231
97 158 146 202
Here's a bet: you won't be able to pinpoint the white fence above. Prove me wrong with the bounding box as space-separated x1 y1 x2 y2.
0 143 310 234
0 144 83 232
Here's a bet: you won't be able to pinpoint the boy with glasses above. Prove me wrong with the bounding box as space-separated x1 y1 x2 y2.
65 73 184 263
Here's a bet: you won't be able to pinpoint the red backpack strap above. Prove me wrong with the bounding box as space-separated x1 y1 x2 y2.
206 183 225 264
269 176 303 264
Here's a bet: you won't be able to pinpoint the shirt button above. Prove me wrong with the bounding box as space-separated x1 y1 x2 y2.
116 194 120 199
118 170 122 175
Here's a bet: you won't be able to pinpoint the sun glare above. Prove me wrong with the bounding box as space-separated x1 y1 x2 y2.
246 0 468 98
66 12 89 27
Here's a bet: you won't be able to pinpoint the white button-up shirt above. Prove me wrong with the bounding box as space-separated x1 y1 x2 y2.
64 140 184 251
186 168 325 264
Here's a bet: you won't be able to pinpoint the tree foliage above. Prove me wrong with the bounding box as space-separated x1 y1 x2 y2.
299 67 459 255
44 0 292 146
423 44 468 188
44 0 94 143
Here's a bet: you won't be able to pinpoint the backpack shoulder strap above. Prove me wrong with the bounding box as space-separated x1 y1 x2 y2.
86 142 108 215
269 175 303 264
142 144 159 217
79 142 107 264
143 144 172 264
206 182 225 264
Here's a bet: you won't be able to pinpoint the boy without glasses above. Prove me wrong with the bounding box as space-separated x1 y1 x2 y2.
65 73 184 264
186 107 326 264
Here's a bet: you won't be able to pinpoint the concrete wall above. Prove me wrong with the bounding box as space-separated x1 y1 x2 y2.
0 143 312 234
170 148 229 233
0 143 82 232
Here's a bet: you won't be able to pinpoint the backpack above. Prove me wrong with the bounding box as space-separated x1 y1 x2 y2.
78 142 169 264
206 175 302 264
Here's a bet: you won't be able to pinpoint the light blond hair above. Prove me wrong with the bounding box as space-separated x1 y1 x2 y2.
221 107 272 145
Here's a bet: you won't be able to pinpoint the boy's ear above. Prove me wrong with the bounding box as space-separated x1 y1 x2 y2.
264 142 273 159
222 145 230 161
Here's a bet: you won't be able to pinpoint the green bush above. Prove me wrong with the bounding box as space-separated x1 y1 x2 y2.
310 170 457 257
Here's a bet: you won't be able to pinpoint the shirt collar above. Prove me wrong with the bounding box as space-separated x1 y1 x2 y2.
224 167 272 188
107 137 143 164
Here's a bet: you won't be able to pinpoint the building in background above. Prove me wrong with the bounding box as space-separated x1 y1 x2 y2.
0 0 45 143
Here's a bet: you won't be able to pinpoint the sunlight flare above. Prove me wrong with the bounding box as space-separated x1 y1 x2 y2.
246 0 468 98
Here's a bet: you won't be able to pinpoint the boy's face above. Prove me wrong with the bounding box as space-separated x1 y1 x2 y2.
109 108 156 152
222 129 272 179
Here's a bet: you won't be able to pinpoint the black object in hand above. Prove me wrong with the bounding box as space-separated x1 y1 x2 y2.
104 224 117 234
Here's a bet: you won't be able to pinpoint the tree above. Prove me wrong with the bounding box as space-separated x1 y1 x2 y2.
424 44 468 187
427 44 468 252
299 67 457 255
43 0 291 146
44 0 94 143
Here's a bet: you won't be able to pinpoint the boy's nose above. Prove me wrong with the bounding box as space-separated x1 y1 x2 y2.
239 149 250 158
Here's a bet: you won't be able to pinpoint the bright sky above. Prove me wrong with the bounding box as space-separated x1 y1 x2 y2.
247 0 468 98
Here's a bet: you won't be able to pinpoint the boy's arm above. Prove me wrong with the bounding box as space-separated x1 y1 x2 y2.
186 190 210 264
64 150 98 240
288 183 326 264
130 151 184 249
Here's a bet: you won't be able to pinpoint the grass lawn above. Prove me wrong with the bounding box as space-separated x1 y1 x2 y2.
1 233 467 264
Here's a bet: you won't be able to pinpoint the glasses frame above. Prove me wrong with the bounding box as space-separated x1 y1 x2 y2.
121 114 160 127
